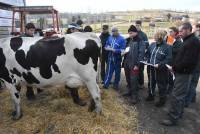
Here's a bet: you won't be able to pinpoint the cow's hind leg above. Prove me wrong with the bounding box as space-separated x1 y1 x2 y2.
85 80 102 114
65 85 87 106
7 84 22 120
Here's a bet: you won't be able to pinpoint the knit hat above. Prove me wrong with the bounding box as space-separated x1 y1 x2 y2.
128 25 138 33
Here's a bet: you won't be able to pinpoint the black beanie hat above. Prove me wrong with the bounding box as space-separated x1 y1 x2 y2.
128 25 138 33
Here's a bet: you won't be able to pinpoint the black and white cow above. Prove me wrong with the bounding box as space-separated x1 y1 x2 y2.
0 32 102 120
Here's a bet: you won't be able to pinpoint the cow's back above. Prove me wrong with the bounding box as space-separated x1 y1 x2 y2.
0 33 101 88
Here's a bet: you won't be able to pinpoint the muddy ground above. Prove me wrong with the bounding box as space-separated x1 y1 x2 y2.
119 68 200 134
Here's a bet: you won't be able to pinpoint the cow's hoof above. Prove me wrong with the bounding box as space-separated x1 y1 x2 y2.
27 95 36 101
11 111 17 116
11 111 22 120
74 99 87 106
95 108 102 115
88 99 96 112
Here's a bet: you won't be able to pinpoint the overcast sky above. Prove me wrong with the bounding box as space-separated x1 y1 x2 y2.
26 0 200 13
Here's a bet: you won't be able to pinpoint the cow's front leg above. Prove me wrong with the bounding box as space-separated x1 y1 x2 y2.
7 84 22 120
85 80 102 114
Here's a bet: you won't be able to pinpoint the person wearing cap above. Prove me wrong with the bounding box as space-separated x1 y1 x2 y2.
145 30 172 107
66 23 80 34
135 20 149 89
123 25 145 104
100 25 110 83
184 23 200 107
103 27 126 90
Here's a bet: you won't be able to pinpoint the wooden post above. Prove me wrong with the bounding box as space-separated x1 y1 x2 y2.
56 11 59 32
52 10 55 31
12 11 16 33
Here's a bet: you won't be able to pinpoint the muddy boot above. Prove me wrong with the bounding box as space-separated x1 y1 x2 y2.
26 86 36 100
191 96 196 103
145 94 155 102
155 97 166 107
37 88 43 94
122 92 131 97
130 94 139 105
160 118 177 126
70 89 87 106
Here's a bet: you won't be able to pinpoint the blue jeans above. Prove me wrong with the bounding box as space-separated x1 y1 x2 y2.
185 71 200 105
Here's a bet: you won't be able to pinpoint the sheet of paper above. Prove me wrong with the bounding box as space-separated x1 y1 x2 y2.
165 64 172 70
124 47 130 53
165 64 175 80
140 61 155 67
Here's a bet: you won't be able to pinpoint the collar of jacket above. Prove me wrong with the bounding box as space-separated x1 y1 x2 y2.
183 33 194 41
101 32 110 37
156 41 165 47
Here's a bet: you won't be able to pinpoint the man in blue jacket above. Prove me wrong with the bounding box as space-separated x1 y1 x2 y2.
103 27 126 90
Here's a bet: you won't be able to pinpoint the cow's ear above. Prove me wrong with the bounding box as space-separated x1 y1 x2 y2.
10 37 23 52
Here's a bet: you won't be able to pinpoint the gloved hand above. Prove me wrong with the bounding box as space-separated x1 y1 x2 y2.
131 66 139 75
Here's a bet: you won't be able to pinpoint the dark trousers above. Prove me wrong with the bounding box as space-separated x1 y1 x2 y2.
124 64 139 96
124 64 131 88
147 66 151 91
100 54 108 82
148 66 156 96
148 66 168 98
156 68 168 98
167 72 174 94
185 71 200 105
168 73 192 122
138 64 144 86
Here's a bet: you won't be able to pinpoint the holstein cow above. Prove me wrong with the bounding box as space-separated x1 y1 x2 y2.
0 32 102 120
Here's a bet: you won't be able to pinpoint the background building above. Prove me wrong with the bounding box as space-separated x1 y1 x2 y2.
0 0 25 38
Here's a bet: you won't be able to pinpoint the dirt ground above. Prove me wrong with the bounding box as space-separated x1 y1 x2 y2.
0 68 199 134
119 68 200 134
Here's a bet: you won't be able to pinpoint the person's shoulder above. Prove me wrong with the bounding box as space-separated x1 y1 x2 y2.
141 30 147 35
118 35 125 41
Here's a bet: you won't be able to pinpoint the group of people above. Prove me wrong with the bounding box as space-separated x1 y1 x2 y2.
99 21 200 126
0 19 199 127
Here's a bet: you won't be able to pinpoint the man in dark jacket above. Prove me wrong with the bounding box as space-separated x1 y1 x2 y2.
185 23 200 106
100 25 110 83
145 30 172 107
135 20 149 89
167 27 183 94
161 22 200 126
123 25 145 104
